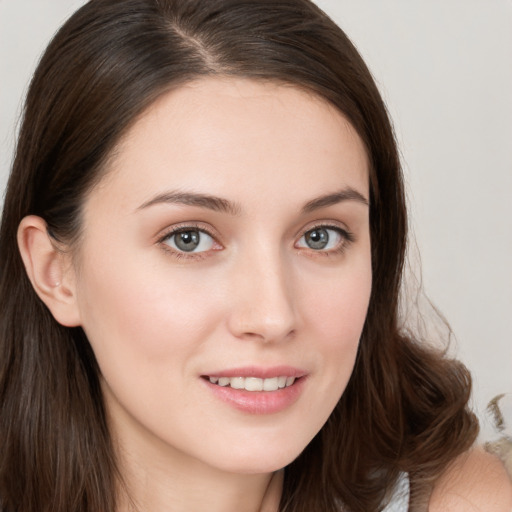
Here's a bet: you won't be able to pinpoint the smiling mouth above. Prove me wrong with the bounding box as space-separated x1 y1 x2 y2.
204 376 297 392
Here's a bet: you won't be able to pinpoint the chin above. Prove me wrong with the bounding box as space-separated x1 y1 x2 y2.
203 436 310 475
215 457 292 476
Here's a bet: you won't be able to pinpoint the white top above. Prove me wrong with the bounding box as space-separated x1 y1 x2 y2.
381 472 410 512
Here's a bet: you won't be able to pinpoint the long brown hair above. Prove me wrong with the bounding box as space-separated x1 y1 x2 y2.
0 1 478 511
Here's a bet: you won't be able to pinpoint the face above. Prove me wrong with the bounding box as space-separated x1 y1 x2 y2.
71 78 371 475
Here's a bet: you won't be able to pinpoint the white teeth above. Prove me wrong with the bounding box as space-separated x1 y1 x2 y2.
263 377 278 391
208 375 297 391
230 377 245 390
286 377 295 387
218 377 230 387
245 377 264 391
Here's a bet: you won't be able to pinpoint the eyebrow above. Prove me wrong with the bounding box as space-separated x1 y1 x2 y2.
137 186 368 215
137 191 242 216
301 187 369 213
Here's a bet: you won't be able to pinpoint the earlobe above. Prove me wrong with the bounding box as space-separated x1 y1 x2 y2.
17 215 81 327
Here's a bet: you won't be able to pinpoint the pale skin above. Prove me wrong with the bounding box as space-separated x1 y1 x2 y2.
17 78 512 511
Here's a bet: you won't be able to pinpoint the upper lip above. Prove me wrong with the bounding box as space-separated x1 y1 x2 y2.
203 366 307 379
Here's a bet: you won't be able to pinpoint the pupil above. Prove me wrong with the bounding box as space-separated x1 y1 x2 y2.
176 231 200 252
306 228 329 250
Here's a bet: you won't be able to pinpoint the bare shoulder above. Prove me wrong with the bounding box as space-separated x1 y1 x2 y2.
429 446 512 511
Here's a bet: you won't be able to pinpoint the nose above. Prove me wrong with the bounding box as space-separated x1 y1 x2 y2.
226 247 297 343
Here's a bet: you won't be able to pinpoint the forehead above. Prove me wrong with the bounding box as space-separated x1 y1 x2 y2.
88 77 369 214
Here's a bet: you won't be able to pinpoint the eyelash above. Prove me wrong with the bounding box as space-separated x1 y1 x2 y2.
157 223 354 260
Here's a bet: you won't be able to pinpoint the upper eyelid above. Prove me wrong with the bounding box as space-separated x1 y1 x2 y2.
294 220 351 239
157 222 219 243
298 226 351 241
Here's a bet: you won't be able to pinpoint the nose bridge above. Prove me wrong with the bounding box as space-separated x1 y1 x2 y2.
227 240 297 342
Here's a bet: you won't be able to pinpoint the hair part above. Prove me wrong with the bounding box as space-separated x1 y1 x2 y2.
0 1 477 511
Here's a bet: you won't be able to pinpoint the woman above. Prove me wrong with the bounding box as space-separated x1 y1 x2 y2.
0 1 510 511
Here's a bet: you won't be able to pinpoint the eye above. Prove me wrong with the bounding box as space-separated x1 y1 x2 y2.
163 229 215 253
296 226 347 251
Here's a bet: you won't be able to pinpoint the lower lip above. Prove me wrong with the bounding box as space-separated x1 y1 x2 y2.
203 377 306 414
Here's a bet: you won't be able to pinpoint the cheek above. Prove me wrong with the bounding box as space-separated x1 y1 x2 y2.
289 262 371 437
75 252 226 370
305 263 372 342
301 260 372 387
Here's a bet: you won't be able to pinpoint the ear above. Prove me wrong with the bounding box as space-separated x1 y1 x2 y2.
17 215 81 327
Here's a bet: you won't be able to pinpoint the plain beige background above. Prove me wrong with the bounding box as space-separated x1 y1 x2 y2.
1 0 511 439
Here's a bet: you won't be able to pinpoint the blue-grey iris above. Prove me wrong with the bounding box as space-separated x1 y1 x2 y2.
305 228 329 250
175 230 200 252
